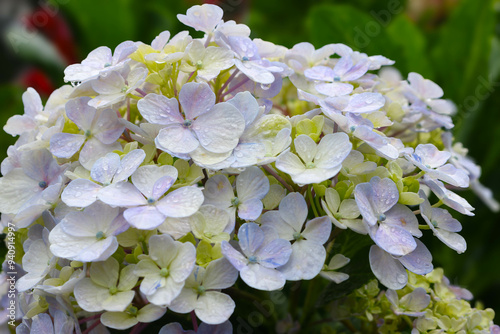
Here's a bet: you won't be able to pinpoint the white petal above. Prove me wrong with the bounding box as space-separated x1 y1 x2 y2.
131 164 178 199
98 181 147 207
277 240 326 281
240 264 286 290
156 125 199 154
294 135 317 165
156 186 204 218
278 192 308 232
195 292 235 325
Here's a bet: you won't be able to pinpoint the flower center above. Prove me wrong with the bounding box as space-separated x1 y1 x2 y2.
196 60 203 69
84 130 92 138
305 162 315 169
96 231 105 240
242 56 249 61
378 214 386 222
333 76 341 82
38 180 48 189
231 197 240 207
183 119 193 128
248 255 258 263
127 306 138 316
197 285 206 295
147 197 155 204
109 286 118 295
159 268 169 277
293 232 303 240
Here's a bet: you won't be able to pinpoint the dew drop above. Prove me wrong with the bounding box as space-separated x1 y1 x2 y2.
396 274 406 284
75 191 82 197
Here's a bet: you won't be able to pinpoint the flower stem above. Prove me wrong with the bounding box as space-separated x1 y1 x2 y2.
82 319 101 334
262 165 294 193
308 185 319 217
191 311 198 331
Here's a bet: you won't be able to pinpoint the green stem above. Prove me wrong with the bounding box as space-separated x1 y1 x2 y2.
308 185 319 217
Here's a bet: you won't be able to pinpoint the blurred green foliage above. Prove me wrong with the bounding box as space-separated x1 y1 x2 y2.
1 0 499 329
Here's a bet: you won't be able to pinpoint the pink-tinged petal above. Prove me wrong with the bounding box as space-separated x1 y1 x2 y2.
93 109 125 144
91 153 120 185
238 198 263 221
279 193 308 232
256 238 292 269
385 204 421 237
240 264 286 290
373 224 416 257
137 93 183 125
4 115 37 135
277 240 326 281
369 245 407 290
20 148 62 183
221 241 247 271
156 125 199 154
113 149 146 183
98 182 147 207
343 93 385 113
65 97 96 130
399 239 433 275
79 138 121 170
316 82 353 97
156 186 204 218
124 206 166 230
302 216 332 244
237 222 264 257
179 82 215 120
50 133 86 158
193 102 245 153
61 178 102 207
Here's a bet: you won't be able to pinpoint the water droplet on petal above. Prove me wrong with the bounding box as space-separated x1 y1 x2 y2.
397 274 406 284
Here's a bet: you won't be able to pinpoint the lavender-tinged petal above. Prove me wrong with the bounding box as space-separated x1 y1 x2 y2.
221 241 247 271
260 211 295 241
91 153 120 185
113 149 146 183
236 166 270 203
431 208 462 232
240 264 285 291
137 93 183 125
343 93 385 113
93 109 125 144
369 245 407 290
156 125 199 154
302 216 332 244
255 238 292 269
131 165 178 199
238 198 263 221
304 66 335 81
65 97 96 130
237 222 265 258
370 177 399 214
399 239 433 275
384 204 421 237
316 82 353 97
124 206 166 230
179 82 216 120
79 138 121 170
97 182 147 207
277 240 326 281
278 193 308 232
373 224 417 257
354 182 378 226
156 186 204 218
61 178 102 207
50 133 86 158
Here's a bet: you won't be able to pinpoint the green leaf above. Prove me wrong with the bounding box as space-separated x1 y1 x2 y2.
386 15 433 78
430 0 495 139
59 0 137 53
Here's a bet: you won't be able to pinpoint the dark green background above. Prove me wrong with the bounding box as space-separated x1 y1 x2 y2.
1 0 499 327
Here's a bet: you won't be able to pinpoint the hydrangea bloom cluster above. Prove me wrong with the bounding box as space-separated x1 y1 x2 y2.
328 270 500 334
1 4 498 333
